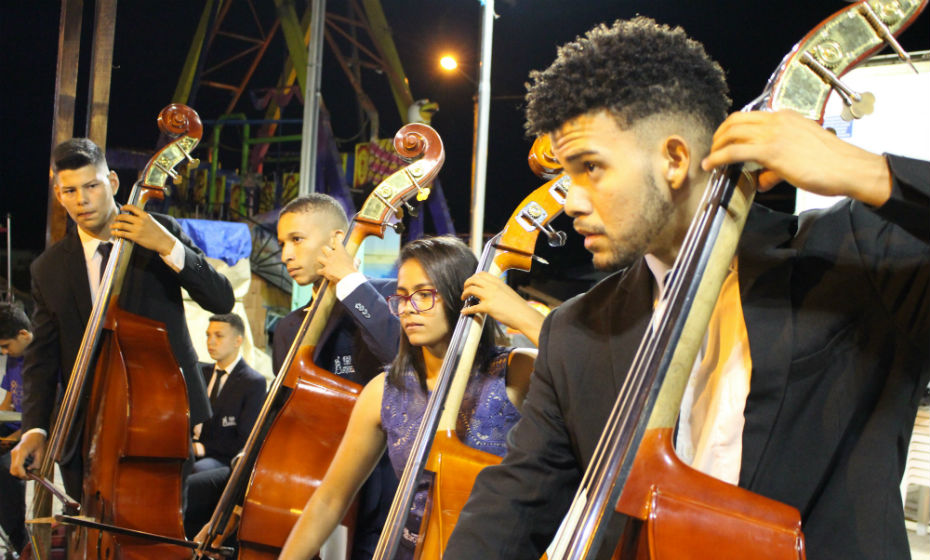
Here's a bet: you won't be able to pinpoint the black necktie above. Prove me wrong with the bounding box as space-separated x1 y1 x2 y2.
209 369 227 406
97 242 113 282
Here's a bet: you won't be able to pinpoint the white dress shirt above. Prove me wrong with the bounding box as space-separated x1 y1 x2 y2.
26 224 187 439
645 254 752 485
77 223 185 304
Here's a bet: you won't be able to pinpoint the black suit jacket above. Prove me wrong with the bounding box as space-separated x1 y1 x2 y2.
446 155 930 560
22 214 235 439
272 277 399 383
198 359 266 465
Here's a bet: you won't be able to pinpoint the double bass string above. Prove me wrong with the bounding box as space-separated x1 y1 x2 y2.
373 234 498 559
196 225 345 550
550 162 740 557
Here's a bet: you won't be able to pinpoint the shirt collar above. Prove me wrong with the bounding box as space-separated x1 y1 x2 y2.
643 253 740 307
216 353 242 376
644 253 672 301
77 227 116 263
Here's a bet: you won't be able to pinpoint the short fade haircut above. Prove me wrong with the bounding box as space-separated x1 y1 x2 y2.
51 138 108 175
209 313 246 337
525 17 731 136
0 303 31 339
279 193 349 230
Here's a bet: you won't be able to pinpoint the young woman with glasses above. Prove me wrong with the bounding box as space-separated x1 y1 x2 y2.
279 235 542 559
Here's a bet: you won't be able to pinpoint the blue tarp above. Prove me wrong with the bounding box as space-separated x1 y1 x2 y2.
178 219 252 265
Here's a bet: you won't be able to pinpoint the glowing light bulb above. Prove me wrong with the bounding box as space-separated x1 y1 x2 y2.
439 56 458 71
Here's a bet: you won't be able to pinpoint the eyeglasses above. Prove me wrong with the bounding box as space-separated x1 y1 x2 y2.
387 288 439 316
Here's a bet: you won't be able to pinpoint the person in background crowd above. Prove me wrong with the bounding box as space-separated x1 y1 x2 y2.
0 303 32 556
185 313 266 538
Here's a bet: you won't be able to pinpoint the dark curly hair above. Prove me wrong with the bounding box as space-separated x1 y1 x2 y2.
0 303 31 339
525 17 731 136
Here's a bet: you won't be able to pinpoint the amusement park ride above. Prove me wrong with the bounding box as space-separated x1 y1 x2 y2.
44 0 456 251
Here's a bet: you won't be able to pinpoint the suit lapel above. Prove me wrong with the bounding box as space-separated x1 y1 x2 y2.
737 205 797 488
607 261 655 395
227 360 247 385
63 231 93 327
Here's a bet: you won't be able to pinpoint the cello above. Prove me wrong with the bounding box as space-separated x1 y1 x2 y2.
194 123 445 559
26 104 207 560
545 1 927 558
373 135 569 559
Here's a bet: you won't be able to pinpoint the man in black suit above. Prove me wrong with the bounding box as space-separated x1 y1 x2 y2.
273 193 399 559
10 138 235 501
193 313 266 471
446 18 929 560
185 313 265 537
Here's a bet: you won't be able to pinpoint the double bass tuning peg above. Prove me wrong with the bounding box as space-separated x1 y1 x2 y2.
804 0 921 122
520 203 567 248
178 144 200 169
545 229 568 248
403 201 419 218
858 1 918 74
800 51 875 121
525 214 567 247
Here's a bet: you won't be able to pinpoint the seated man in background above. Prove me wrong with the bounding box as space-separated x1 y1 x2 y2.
185 313 266 537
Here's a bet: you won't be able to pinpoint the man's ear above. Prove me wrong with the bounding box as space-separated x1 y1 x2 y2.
107 169 120 194
661 135 691 191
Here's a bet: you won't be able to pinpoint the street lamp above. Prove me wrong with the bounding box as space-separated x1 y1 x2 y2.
438 44 492 257
439 55 459 72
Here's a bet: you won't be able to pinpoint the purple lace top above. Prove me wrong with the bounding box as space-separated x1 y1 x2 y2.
380 347 520 554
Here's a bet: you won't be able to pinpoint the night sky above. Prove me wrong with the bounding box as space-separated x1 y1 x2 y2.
2 1 928 297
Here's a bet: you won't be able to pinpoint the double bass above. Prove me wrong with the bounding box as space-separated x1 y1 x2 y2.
545 1 927 558
373 135 569 559
27 104 207 560
195 123 445 559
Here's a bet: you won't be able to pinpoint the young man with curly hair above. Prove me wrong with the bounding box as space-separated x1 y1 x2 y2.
446 17 928 560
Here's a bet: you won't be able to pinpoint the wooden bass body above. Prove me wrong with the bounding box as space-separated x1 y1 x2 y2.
416 431 501 559
237 345 360 559
611 428 804 559
76 307 190 559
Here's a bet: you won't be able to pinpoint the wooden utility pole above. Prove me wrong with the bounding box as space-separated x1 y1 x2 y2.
46 0 117 246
